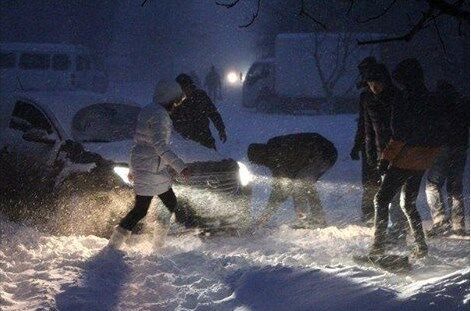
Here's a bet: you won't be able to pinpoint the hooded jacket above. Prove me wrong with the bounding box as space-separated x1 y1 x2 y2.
248 133 337 178
130 102 186 196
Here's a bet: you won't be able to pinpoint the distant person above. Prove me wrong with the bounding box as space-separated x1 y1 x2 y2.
425 81 469 237
172 73 227 150
247 133 337 230
205 65 222 101
362 63 408 243
370 59 442 258
350 56 378 224
108 80 192 250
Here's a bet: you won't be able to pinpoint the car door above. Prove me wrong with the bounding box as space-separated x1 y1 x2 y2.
2 100 60 183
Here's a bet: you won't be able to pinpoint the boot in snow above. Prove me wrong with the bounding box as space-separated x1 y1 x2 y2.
368 242 386 256
153 222 170 249
426 221 451 238
450 228 469 237
108 226 131 250
412 242 428 258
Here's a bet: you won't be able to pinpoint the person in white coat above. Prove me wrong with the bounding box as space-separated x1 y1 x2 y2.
108 80 191 250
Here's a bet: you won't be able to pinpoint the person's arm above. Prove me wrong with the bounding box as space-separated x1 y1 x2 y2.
363 105 376 165
201 92 227 141
351 96 365 160
148 112 186 174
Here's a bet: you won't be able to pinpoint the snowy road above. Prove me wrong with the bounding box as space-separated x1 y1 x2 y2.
1 89 469 310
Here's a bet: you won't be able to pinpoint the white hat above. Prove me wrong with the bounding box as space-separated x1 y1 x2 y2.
153 80 182 105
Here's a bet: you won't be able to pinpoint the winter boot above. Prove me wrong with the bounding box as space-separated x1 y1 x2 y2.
108 226 132 250
153 222 170 249
368 241 386 256
412 242 428 258
450 228 469 237
426 221 451 238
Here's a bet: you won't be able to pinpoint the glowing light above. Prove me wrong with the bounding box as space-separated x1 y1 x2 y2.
237 162 253 187
226 71 239 84
114 166 131 185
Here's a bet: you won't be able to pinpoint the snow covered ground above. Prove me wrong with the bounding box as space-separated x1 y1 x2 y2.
1 85 469 310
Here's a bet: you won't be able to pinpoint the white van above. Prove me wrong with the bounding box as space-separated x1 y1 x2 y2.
0 43 108 93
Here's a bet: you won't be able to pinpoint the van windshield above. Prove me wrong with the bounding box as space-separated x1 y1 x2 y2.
72 103 140 142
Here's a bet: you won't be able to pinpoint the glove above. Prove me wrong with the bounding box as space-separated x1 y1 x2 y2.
350 147 360 161
377 159 390 175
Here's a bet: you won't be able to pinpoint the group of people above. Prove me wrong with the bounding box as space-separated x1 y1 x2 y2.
351 57 469 257
108 57 468 259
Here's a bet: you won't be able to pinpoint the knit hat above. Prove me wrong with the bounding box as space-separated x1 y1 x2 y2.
153 80 182 106
363 63 392 84
176 73 194 88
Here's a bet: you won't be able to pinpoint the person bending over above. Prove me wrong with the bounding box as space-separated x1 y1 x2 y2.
247 133 337 230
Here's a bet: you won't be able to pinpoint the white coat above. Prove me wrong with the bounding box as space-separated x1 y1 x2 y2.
130 102 186 196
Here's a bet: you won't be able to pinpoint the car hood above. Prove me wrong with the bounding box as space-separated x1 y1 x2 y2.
82 134 227 166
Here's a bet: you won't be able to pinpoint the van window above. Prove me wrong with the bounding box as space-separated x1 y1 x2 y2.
0 52 16 68
19 53 50 70
76 55 91 71
52 54 71 71
9 101 52 134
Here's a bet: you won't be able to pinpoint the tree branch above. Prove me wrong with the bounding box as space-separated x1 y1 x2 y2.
358 6 435 45
427 0 469 20
357 0 398 23
215 0 242 9
239 0 262 28
299 0 327 29
141 0 149 7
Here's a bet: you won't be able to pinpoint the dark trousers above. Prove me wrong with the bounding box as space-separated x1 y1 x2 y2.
426 146 468 230
119 189 192 231
373 167 426 246
361 149 380 221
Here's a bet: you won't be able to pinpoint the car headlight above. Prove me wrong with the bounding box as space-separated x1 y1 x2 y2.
113 166 131 185
237 161 253 187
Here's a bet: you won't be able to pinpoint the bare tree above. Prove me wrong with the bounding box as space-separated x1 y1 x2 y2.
215 0 469 45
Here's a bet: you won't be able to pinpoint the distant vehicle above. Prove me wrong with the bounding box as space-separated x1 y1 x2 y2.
0 91 252 236
0 43 108 93
242 33 382 113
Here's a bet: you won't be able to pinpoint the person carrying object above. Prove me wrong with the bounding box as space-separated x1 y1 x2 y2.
247 133 337 230
370 59 443 258
108 80 192 250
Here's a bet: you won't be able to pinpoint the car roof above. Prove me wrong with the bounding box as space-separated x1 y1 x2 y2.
0 91 140 139
0 42 90 54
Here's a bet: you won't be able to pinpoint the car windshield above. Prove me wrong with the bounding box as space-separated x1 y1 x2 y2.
72 103 140 142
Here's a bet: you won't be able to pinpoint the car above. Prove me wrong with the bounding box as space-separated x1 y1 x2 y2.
0 43 108 94
0 91 253 237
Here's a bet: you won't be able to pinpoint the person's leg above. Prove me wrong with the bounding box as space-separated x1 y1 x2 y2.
399 172 427 256
361 150 379 223
119 195 153 231
158 188 198 228
255 179 289 227
388 191 408 242
371 167 409 254
109 195 153 249
294 162 330 227
447 147 468 233
425 148 449 231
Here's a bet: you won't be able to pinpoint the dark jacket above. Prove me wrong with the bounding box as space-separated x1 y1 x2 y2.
382 84 442 171
434 83 469 148
250 133 338 178
169 89 225 149
363 86 400 162
352 92 367 153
